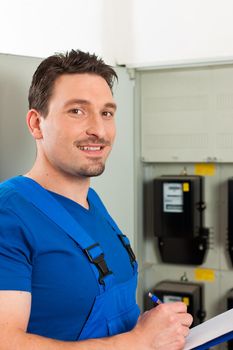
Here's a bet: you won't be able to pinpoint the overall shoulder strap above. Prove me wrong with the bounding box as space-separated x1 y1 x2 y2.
4 176 113 291
88 188 137 268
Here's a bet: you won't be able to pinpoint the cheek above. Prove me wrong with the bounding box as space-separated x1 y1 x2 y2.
42 127 69 153
108 122 116 143
111 131 116 144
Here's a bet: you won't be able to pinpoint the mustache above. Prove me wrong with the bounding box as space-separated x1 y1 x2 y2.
73 138 111 147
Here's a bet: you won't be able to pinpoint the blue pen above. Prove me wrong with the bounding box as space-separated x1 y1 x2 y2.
148 292 162 306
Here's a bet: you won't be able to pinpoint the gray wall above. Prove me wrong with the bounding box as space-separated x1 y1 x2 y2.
0 54 41 179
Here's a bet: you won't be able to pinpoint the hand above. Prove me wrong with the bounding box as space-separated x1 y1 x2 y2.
130 302 193 350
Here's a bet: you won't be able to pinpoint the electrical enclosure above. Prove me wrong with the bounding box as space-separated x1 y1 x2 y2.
154 175 208 264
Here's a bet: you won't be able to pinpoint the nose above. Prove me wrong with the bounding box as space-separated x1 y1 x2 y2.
86 114 106 139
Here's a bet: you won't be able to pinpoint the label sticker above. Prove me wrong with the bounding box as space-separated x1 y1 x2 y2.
163 183 183 213
194 268 215 282
182 297 190 306
183 182 190 192
194 163 215 176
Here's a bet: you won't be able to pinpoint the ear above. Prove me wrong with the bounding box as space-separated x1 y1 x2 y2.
26 109 43 139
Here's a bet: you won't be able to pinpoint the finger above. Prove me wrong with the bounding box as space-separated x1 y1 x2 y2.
175 323 191 338
182 325 190 337
178 313 193 327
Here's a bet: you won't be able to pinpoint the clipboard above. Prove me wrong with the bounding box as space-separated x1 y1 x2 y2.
184 308 233 350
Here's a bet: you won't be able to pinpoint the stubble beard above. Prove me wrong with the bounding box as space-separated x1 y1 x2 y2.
77 161 106 177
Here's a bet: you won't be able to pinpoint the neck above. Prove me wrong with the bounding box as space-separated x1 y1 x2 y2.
25 163 91 209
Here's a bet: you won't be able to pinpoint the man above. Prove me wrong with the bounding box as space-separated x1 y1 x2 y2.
0 50 192 349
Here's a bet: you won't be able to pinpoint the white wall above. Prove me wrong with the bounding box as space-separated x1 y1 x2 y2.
0 0 110 61
2 0 233 66
123 0 233 67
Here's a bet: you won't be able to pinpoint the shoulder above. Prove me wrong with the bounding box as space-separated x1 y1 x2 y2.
0 178 25 228
0 178 37 254
0 176 34 224
0 177 21 208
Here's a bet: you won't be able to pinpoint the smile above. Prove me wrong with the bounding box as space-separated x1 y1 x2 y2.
78 146 103 151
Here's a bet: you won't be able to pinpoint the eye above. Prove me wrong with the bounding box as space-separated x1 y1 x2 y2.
102 111 114 119
68 108 86 118
69 108 83 115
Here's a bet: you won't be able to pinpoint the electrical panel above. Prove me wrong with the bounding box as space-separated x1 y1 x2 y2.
154 175 209 265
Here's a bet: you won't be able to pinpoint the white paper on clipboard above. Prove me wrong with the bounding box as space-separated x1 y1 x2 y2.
184 308 233 350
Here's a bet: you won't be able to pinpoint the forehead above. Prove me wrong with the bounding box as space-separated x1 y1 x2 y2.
51 73 114 103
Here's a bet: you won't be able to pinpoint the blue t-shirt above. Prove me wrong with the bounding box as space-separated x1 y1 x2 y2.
0 181 134 340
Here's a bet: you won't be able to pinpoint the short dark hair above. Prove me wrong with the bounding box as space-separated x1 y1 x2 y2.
28 49 118 117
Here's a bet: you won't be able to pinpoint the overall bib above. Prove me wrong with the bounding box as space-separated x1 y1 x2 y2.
5 176 140 340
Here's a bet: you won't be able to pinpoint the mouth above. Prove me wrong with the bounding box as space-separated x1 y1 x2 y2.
78 146 104 151
76 144 108 158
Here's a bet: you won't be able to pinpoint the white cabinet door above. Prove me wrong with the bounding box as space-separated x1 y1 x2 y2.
140 65 233 163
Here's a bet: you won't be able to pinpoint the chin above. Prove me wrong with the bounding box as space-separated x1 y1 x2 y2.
78 164 106 177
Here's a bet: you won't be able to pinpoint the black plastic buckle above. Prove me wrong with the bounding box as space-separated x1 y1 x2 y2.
84 243 112 284
118 234 136 264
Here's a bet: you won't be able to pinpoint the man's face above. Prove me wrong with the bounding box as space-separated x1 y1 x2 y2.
38 73 117 178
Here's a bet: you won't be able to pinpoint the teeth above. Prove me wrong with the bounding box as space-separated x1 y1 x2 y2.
79 146 101 151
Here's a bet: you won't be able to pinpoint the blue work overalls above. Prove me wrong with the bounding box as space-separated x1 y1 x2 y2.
5 176 140 340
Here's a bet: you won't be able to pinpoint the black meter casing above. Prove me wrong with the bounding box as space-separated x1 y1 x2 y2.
145 280 205 327
154 175 208 265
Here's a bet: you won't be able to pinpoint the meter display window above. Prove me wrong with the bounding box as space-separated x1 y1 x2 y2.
163 183 183 213
163 295 183 303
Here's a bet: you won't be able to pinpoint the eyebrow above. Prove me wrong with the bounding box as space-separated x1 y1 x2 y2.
64 99 117 111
